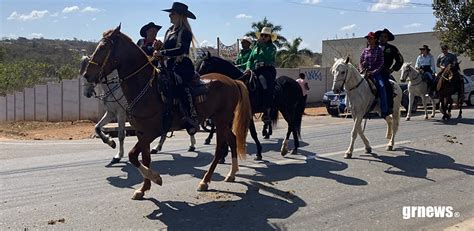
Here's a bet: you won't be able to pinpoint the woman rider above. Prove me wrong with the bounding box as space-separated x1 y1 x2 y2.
235 36 253 71
137 22 162 66
415 45 436 96
360 32 388 118
153 2 198 135
244 26 277 113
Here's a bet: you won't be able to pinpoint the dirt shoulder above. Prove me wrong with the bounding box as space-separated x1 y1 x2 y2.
0 105 328 141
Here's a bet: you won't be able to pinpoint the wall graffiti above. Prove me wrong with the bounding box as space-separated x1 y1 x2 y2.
304 69 323 81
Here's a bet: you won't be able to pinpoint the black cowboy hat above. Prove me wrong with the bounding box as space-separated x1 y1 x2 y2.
163 2 196 19
419 45 431 51
375 28 395 41
140 22 162 37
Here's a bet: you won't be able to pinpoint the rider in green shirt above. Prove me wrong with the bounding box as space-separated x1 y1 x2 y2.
245 27 277 111
235 36 253 71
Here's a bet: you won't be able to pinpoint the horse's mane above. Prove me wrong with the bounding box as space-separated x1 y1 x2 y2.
102 29 150 59
200 55 244 79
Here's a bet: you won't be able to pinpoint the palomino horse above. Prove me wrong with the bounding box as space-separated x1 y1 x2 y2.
81 57 197 163
81 25 251 199
197 54 305 158
400 62 436 120
331 58 402 158
436 62 464 120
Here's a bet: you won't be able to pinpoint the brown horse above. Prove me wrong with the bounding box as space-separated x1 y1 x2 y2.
436 62 464 120
81 25 251 199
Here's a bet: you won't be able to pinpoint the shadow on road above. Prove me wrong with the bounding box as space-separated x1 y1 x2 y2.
142 181 306 230
354 146 474 181
106 150 219 189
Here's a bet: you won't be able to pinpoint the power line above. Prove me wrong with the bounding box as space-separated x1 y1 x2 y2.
288 0 433 15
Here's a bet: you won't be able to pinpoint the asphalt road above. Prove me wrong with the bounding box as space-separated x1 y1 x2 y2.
1 107 473 230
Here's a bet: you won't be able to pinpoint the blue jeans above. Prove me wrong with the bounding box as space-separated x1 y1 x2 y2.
374 73 388 115
423 72 434 83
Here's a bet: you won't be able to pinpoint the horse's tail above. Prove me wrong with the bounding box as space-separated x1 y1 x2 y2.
233 80 251 159
270 106 279 127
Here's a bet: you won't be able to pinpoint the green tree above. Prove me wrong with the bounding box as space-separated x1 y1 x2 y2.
245 17 287 48
433 1 474 60
276 37 313 68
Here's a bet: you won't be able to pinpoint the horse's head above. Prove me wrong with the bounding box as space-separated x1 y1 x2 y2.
197 51 213 75
80 56 97 98
331 57 350 94
82 24 122 84
400 62 413 82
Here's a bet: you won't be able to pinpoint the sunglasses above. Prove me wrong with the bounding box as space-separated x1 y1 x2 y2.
261 34 270 38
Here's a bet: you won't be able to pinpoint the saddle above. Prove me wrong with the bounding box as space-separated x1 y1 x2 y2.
158 70 209 106
247 72 276 111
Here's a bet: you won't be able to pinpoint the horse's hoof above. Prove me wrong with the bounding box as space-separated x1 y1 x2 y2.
157 146 162 152
344 153 352 159
254 155 262 161
431 115 435 118
109 140 117 149
204 139 211 145
405 117 410 121
365 147 372 154
150 149 158 154
424 116 429 120
386 146 393 151
110 157 121 164
219 158 225 164
281 149 289 157
197 182 209 191
291 149 298 155
131 190 144 200
188 146 196 152
151 175 162 186
262 130 267 137
224 175 235 182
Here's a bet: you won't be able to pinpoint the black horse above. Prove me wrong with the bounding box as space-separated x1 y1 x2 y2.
197 53 305 159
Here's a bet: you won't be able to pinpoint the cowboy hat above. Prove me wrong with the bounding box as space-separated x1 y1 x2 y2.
375 28 395 41
241 36 253 44
364 32 377 39
256 27 277 42
419 45 431 51
140 22 162 38
163 2 196 19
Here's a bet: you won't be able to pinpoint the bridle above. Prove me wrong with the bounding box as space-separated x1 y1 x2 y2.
333 63 363 92
87 37 115 84
402 65 423 87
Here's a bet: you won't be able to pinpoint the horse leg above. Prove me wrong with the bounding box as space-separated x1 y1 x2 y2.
204 125 215 145
406 92 414 121
291 126 299 155
388 107 400 151
110 113 127 164
430 97 436 118
128 141 161 200
421 95 429 120
384 115 395 151
151 135 166 154
281 128 291 156
249 120 262 160
198 124 225 191
457 96 463 119
95 111 116 149
188 135 196 152
345 117 362 158
224 124 238 182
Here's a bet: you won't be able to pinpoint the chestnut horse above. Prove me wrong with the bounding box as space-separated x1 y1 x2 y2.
81 25 251 199
436 62 464 120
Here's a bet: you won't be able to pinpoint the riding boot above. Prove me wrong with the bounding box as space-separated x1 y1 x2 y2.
180 87 199 135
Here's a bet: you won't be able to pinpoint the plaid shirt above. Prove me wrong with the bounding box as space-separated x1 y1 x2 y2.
359 46 384 75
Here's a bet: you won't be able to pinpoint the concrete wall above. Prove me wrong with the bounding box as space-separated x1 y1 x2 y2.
322 31 474 81
24 88 35 120
47 83 62 122
6 94 14 121
35 85 47 121
0 97 6 122
14 91 24 121
62 79 80 121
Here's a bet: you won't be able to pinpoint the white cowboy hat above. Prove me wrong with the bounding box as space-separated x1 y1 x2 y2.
241 36 253 44
256 27 277 42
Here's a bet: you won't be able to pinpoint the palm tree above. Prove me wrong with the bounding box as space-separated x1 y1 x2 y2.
277 37 313 68
245 17 287 48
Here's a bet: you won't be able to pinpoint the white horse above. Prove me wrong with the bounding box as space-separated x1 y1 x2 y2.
80 57 195 164
331 58 402 158
400 63 435 120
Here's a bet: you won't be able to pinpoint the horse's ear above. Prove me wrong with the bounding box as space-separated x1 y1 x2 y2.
334 58 338 62
345 56 350 64
115 23 121 32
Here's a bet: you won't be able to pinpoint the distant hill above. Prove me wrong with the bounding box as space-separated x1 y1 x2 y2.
0 37 97 95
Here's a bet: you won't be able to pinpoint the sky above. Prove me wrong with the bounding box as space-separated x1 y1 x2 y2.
1 0 437 52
